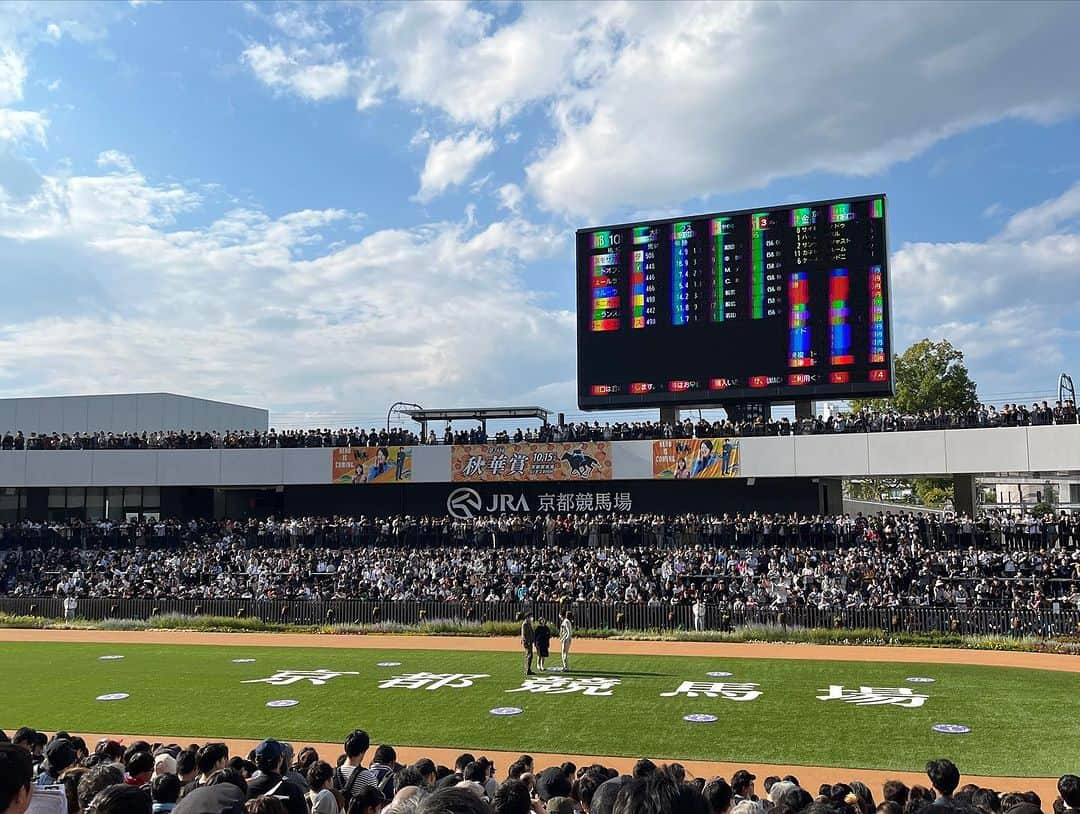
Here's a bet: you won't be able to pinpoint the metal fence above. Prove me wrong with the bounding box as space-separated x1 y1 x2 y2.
2 597 1077 638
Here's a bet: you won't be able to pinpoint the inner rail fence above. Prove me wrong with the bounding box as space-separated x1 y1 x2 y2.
1 597 1078 637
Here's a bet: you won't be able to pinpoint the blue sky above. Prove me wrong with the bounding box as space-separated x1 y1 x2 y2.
0 0 1078 427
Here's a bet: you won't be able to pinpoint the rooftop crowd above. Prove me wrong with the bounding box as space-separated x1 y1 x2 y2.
2 401 1076 451
0 728 1073 814
2 513 1079 611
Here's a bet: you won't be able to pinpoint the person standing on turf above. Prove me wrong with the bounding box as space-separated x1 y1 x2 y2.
559 612 573 671
534 617 551 672
521 612 535 675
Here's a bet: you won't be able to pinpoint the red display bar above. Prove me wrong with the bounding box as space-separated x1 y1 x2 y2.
591 319 619 332
869 369 889 382
668 380 698 392
749 376 769 388
829 371 851 384
630 382 655 394
787 374 811 386
589 384 619 396
709 378 736 390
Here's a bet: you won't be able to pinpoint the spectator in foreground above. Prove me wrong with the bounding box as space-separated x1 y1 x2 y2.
152 775 181 814
88 785 152 814
307 762 342 814
1058 777 1080 813
0 744 33 814
246 741 306 814
417 788 489 814
926 761 961 804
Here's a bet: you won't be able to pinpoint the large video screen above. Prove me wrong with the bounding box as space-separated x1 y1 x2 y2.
576 194 893 410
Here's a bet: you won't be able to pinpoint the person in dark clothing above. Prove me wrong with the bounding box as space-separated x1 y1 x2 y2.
534 618 552 672
246 741 306 814
521 613 535 676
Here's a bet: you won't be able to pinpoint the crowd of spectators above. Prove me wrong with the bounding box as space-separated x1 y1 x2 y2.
3 513 1079 611
2 401 1077 451
0 728 1073 814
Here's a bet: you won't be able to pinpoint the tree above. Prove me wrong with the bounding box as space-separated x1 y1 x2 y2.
851 338 979 414
847 339 980 509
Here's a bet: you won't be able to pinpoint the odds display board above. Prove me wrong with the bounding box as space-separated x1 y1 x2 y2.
576 195 893 409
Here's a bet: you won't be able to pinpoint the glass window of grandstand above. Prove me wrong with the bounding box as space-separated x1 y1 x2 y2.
0 488 26 523
48 487 160 521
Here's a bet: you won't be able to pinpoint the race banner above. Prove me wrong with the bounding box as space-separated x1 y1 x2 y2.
652 438 740 479
332 446 413 484
451 442 612 482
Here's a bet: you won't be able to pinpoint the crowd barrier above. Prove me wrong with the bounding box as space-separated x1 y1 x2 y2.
1 597 1077 637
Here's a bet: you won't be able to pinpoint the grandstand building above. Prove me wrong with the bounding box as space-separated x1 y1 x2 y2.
2 405 1080 522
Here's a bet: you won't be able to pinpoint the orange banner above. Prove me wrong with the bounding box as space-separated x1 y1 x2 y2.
451 442 612 482
332 446 413 484
652 438 739 479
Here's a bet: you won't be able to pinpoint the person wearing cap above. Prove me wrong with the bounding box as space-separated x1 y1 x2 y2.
37 739 77 787
127 754 155 788
155 755 178 778
246 740 306 814
731 771 756 804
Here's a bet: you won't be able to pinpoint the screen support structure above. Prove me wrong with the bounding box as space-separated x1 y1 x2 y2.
722 401 769 423
659 407 681 425
795 400 814 420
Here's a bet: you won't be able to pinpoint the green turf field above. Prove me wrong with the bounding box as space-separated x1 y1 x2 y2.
1 641 1073 777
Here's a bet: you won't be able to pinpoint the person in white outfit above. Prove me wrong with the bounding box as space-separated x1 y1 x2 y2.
692 598 706 631
559 612 573 671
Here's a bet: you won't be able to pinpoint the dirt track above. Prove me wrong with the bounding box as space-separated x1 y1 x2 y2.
2 628 1071 801
2 628 1078 672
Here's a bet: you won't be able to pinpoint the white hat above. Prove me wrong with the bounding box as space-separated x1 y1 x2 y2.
154 754 177 775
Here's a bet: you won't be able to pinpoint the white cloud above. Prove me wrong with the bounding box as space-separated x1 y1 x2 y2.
364 2 591 127
496 182 523 213
271 6 331 41
891 182 1080 398
242 42 381 109
0 48 27 105
242 43 350 101
415 130 495 203
997 181 1080 241
523 2 1080 218
0 156 572 413
45 23 61 40
0 108 47 145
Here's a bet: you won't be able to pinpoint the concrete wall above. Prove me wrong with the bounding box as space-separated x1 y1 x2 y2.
0 393 268 434
0 426 1078 487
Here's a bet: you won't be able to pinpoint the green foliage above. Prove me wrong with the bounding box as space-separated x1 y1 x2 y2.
851 338 978 413
914 477 953 508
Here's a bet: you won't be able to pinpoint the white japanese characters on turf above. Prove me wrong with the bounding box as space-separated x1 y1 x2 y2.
661 682 762 701
242 669 359 686
490 707 524 716
683 714 719 723
96 693 129 701
378 672 490 690
266 699 300 708
507 676 620 696
817 686 928 708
